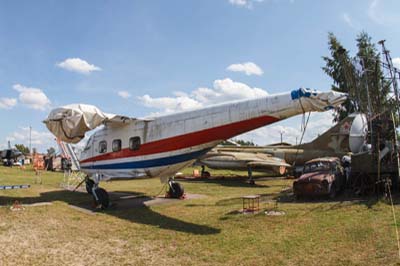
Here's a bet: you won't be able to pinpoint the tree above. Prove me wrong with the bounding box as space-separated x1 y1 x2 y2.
15 144 30 155
322 32 391 122
235 139 256 146
220 139 256 146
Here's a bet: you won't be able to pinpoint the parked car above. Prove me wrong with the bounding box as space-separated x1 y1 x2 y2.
293 157 345 198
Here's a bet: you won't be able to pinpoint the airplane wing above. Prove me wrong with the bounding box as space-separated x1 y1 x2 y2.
197 151 237 160
43 104 142 143
247 160 291 168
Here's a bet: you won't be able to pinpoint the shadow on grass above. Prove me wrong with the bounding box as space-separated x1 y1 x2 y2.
215 193 275 206
0 190 220 235
180 178 269 188
273 187 397 210
213 185 394 216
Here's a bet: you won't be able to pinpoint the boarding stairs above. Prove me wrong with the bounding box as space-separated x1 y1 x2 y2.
57 139 86 191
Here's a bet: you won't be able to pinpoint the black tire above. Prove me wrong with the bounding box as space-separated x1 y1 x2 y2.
202 171 211 178
85 179 95 195
94 187 109 209
169 182 184 198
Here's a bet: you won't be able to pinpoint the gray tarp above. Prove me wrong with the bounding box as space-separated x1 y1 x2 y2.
43 104 133 143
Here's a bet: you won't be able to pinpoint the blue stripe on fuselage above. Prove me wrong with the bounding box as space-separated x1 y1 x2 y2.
80 148 211 170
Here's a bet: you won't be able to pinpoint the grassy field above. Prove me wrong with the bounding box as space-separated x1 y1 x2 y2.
1 166 400 266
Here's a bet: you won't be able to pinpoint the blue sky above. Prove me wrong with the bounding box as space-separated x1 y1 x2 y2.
0 0 399 152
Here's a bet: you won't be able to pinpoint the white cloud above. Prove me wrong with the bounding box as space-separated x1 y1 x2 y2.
139 93 203 114
117 90 131 99
226 62 264 76
138 78 268 115
6 127 56 152
342 13 359 30
13 84 51 111
368 0 384 25
0 97 17 109
229 0 248 6
228 0 264 8
393 58 400 69
193 78 268 104
56 58 101 74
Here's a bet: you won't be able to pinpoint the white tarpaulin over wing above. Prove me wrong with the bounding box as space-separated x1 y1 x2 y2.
43 104 134 143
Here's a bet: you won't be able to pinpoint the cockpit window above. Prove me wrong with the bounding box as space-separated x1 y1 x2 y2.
112 139 122 152
99 141 107 154
129 137 141 151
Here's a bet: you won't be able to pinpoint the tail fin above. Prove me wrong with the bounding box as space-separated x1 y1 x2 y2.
297 114 357 153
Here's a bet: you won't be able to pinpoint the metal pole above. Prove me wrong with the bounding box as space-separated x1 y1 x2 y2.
29 126 32 155
379 40 400 121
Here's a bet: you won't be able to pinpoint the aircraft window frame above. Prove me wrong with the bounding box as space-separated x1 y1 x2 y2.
98 140 107 154
129 137 141 151
112 139 122 152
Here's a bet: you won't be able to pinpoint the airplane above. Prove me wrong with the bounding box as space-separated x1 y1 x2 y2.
195 150 291 182
43 88 346 209
213 113 367 175
1 141 23 167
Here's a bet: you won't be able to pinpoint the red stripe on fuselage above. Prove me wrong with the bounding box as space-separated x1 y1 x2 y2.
81 115 280 164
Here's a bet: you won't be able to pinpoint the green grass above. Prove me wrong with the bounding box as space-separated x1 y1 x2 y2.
1 165 400 265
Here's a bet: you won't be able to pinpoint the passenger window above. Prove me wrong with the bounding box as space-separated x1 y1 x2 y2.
129 137 141 151
99 141 107 154
112 139 122 152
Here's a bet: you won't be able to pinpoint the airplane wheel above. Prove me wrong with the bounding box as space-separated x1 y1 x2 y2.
202 171 211 178
85 179 95 195
94 187 109 209
169 181 184 198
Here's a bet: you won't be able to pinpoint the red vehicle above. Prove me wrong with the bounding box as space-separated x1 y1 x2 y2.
293 157 345 198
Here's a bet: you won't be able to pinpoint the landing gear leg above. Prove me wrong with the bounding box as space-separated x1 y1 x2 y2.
247 166 255 185
85 178 95 195
168 178 185 198
200 165 210 178
201 165 205 177
90 175 109 209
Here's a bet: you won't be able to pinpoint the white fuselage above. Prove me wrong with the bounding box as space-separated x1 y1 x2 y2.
78 89 342 182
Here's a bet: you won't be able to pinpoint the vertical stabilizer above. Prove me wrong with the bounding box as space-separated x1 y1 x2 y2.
296 114 358 153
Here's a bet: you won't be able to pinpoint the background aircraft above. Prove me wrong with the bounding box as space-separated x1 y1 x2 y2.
1 142 23 166
44 88 346 208
213 113 366 175
196 150 290 183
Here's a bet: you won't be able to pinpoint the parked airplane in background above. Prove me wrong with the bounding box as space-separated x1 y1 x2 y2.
1 142 23 166
44 88 346 208
196 150 290 182
215 113 367 174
